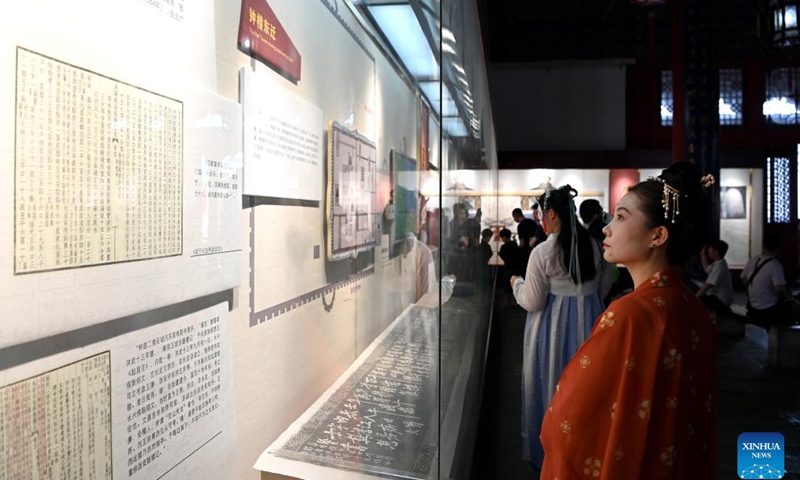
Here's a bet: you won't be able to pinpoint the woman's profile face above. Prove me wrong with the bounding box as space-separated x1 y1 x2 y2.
602 192 656 265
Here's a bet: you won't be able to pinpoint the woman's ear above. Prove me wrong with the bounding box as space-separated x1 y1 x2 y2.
650 225 669 248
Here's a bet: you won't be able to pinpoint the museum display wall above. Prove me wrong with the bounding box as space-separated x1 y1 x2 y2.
0 1 770 479
0 0 499 480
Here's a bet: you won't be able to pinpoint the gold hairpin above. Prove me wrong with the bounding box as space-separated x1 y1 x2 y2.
700 174 715 188
647 176 684 224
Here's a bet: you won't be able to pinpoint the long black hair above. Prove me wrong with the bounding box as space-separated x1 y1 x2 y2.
539 185 597 284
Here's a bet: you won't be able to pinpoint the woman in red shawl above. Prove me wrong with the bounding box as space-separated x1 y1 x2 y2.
540 161 717 479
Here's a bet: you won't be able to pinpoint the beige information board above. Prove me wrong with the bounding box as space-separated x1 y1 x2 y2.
0 352 112 480
15 48 183 274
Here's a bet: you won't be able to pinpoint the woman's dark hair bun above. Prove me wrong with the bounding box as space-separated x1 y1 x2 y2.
659 161 705 199
561 184 578 198
541 184 577 211
629 161 709 266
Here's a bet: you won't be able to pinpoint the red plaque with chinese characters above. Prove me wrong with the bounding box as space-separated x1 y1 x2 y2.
238 0 302 82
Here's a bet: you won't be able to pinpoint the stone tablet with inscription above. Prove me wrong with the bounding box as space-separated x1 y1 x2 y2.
270 305 439 478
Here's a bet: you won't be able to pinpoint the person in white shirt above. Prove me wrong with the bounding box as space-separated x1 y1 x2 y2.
696 240 735 313
740 234 792 326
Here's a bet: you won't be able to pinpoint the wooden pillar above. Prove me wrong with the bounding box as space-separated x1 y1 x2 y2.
683 0 720 241
648 12 658 147
671 0 685 164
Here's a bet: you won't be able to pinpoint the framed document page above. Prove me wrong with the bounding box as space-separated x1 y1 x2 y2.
326 121 379 261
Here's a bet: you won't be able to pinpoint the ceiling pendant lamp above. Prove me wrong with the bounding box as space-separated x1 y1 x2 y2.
771 0 800 47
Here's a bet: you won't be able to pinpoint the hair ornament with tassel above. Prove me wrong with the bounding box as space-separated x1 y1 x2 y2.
700 174 715 188
646 173 716 224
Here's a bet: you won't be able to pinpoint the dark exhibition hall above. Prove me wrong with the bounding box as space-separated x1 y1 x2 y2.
0 0 798 479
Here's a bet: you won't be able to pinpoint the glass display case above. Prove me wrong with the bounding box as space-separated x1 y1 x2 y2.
0 0 498 479
0 2 775 478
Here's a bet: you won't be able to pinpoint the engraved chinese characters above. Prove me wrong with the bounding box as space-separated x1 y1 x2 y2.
15 48 182 274
274 306 438 478
0 353 112 480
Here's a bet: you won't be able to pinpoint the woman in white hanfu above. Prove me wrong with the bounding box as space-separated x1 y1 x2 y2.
510 185 611 469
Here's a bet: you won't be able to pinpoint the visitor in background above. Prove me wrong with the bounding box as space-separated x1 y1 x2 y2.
449 203 469 250
445 203 481 285
741 234 792 327
580 198 634 305
509 185 610 469
540 161 717 479
579 198 606 242
513 207 537 256
448 203 481 251
406 232 455 304
531 202 542 223
499 228 524 278
696 240 734 314
480 228 494 267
